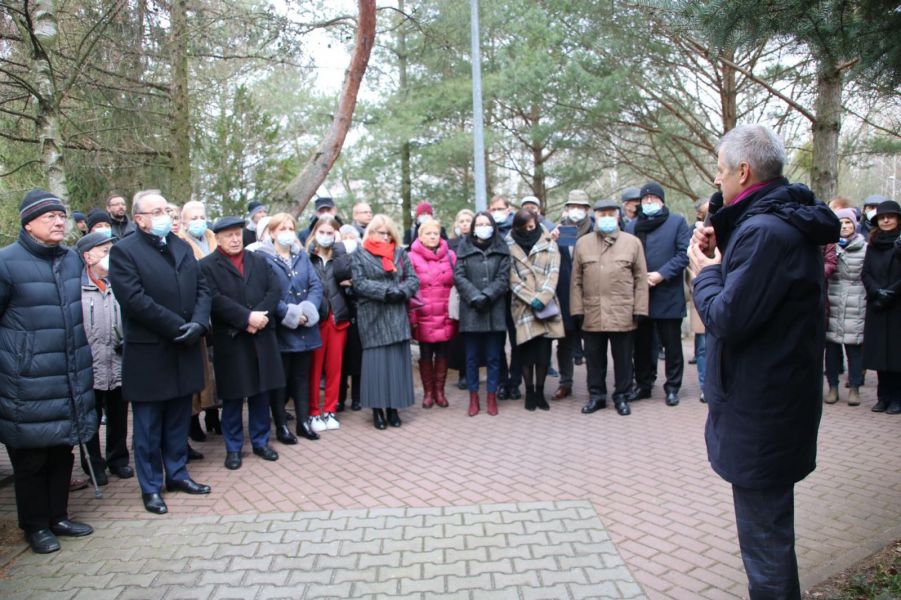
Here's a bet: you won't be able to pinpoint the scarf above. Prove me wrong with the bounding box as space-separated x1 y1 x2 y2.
870 228 901 250
88 267 107 293
512 226 542 254
633 206 670 249
217 247 245 276
363 238 397 272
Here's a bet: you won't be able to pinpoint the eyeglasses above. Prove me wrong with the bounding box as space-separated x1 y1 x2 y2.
136 209 168 217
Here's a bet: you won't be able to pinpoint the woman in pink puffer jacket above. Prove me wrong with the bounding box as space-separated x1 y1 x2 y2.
408 218 458 408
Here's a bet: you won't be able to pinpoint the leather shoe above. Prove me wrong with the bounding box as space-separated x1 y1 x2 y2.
187 445 204 461
142 492 168 515
614 398 631 416
166 478 211 495
25 529 60 554
224 452 242 470
50 519 93 537
509 386 522 400
296 420 320 440
497 384 509 400
386 408 402 427
665 391 680 406
625 387 651 402
373 409 387 430
581 396 607 414
109 465 134 479
887 401 901 415
276 425 297 445
252 445 279 461
552 386 572 401
871 400 888 412
351 399 362 411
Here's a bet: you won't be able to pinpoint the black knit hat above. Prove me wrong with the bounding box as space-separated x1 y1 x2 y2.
247 201 267 219
86 209 112 231
19 189 66 226
639 182 665 203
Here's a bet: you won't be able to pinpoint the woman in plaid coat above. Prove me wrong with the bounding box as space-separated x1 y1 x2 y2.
507 209 564 411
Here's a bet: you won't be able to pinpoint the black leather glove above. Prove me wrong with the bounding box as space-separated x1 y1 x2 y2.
871 288 897 310
471 293 490 311
633 314 648 325
385 286 406 303
174 322 205 346
572 315 584 330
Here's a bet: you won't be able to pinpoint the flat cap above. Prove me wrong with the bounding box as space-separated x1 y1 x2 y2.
211 216 245 233
566 189 591 206
75 231 115 255
620 187 641 202
593 199 620 211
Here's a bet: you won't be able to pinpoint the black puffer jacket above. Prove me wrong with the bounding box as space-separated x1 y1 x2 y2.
453 235 511 333
310 243 353 324
0 231 96 448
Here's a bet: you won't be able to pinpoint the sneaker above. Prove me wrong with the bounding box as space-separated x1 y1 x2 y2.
323 413 341 430
309 416 327 433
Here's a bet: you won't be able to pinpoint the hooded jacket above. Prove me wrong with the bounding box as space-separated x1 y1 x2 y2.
81 269 123 391
408 239 457 343
693 178 840 489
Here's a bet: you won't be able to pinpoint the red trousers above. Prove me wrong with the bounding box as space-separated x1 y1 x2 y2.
309 314 349 416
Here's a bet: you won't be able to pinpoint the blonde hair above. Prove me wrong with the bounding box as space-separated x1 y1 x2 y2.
364 214 402 245
305 214 341 253
267 212 297 236
452 209 474 239
417 217 441 239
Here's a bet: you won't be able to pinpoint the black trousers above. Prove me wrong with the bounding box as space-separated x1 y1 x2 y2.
555 328 582 388
83 387 129 472
732 484 800 600
634 318 684 393
583 331 634 398
279 351 312 425
824 342 863 388
877 370 901 402
339 321 362 404
500 293 522 388
7 445 74 532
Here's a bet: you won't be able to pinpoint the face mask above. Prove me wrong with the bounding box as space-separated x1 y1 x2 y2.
568 209 587 222
597 216 618 234
276 232 295 248
343 239 358 253
98 255 110 271
97 227 113 238
866 209 876 222
187 220 207 238
474 225 494 240
316 233 335 248
150 214 172 238
491 211 507 223
454 226 462 237
416 214 429 225
642 202 662 216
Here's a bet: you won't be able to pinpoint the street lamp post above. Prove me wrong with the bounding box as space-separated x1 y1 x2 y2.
470 0 487 212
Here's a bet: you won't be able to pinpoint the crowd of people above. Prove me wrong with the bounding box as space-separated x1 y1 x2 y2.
0 125 898 600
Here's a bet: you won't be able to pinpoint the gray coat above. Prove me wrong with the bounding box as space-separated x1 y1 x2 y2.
453 235 510 333
826 234 867 345
81 270 123 391
351 248 420 350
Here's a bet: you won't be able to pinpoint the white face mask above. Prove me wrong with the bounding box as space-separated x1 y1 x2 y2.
416 214 429 225
316 233 335 248
98 255 110 272
491 210 507 223
866 209 877 222
343 239 358 253
474 225 494 240
568 209 586 222
454 226 462 237
276 232 295 248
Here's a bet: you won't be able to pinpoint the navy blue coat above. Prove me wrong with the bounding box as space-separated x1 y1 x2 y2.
626 211 691 319
693 179 840 489
109 229 212 403
0 232 96 448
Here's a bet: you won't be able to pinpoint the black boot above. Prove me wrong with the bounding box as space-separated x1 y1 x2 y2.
535 386 550 411
276 424 297 445
373 409 387 430
189 414 206 442
203 408 221 435
524 386 537 411
386 408 402 427
351 398 362 411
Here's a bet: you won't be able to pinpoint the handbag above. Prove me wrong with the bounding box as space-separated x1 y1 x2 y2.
511 254 560 321
448 286 460 320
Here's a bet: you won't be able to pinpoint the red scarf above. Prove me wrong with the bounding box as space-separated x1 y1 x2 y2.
217 247 245 276
363 239 397 272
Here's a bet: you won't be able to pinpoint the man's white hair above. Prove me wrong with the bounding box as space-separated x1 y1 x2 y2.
181 200 206 221
715 124 785 182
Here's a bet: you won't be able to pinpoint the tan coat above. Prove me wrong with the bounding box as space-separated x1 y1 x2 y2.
570 230 648 332
508 232 565 344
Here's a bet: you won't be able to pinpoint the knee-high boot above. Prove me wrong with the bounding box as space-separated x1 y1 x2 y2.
434 356 449 408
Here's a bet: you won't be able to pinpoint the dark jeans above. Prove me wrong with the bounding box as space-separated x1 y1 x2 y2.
464 332 505 393
222 392 271 452
556 328 582 387
132 396 191 494
824 342 862 388
634 318 684 393
583 331 634 398
877 370 901 402
7 445 74 532
695 333 706 389
83 387 129 473
278 351 313 426
732 484 800 600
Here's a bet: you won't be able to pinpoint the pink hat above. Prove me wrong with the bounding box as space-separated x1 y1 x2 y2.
415 202 433 217
834 207 857 228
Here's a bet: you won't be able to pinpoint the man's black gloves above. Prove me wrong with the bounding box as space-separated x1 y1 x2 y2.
385 286 407 303
871 288 897 310
174 322 205 345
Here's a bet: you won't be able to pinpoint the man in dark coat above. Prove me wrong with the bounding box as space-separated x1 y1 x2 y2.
200 217 285 470
625 181 692 406
108 190 212 515
0 189 97 553
105 192 135 239
690 124 840 599
243 201 268 247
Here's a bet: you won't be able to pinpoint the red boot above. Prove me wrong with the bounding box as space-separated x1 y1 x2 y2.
434 356 449 408
486 392 498 416
468 392 480 417
419 359 435 408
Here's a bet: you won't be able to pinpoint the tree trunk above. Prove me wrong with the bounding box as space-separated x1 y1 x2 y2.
811 59 842 201
529 103 546 209
283 0 376 215
398 0 411 232
719 48 737 133
169 0 192 203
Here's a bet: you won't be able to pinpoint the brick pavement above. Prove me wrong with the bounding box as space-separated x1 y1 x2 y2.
0 340 899 599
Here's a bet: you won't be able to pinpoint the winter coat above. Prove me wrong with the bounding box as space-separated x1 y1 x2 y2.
570 230 648 332
826 235 867 345
693 178 840 489
179 228 218 260
351 246 420 349
256 241 323 354
0 232 96 449
626 211 691 319
109 229 212 403
861 230 901 372
408 239 457 343
200 250 285 400
81 270 123 391
109 216 135 239
309 244 353 324
507 232 565 344
555 217 594 331
453 235 511 333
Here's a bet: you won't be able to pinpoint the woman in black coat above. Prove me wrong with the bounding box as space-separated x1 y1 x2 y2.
861 200 901 414
200 218 286 469
453 211 511 417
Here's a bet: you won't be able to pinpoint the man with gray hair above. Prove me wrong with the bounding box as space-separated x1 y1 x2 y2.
690 124 839 599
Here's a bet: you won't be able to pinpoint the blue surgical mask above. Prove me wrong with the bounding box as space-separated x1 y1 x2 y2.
150 214 172 238
276 232 296 248
597 216 618 234
187 220 207 238
642 202 662 216
98 227 113 238
316 233 335 248
474 225 494 240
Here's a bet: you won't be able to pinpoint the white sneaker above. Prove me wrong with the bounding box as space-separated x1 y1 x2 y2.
323 413 341 430
309 416 327 433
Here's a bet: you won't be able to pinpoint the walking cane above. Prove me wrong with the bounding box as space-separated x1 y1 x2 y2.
71 395 102 499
